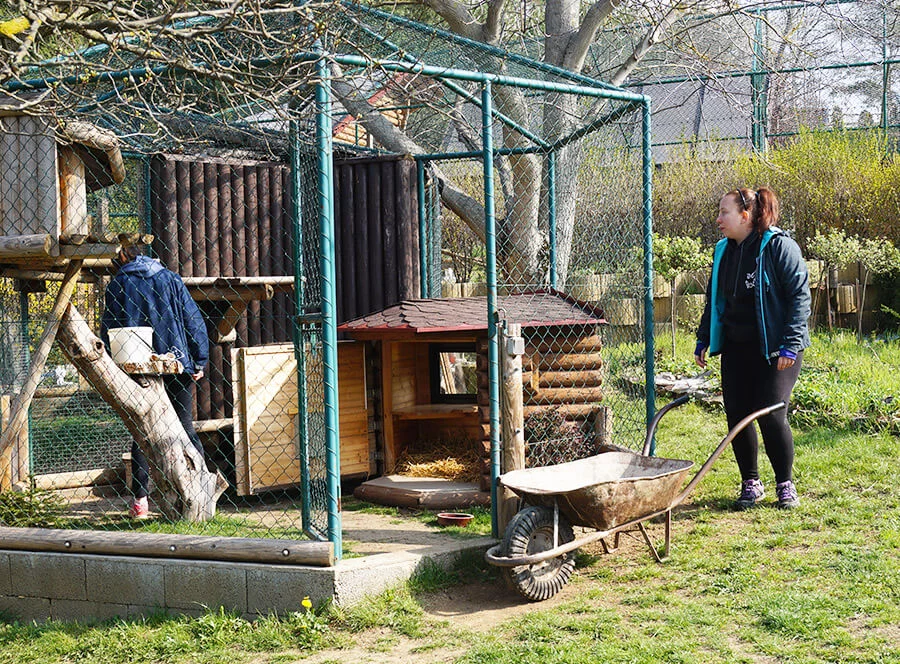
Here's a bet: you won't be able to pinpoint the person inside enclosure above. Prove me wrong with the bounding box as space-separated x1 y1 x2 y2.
694 187 811 510
101 244 210 519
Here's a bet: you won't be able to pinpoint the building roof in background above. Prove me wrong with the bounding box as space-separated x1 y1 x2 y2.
339 289 606 338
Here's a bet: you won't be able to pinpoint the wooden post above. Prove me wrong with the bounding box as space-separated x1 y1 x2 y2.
0 260 82 491
58 147 88 236
380 341 396 474
594 405 613 448
499 323 525 533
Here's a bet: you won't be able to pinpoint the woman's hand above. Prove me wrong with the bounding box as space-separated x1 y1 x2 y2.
694 348 707 369
776 356 795 371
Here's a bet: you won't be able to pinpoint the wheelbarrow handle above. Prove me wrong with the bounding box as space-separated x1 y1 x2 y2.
671 401 786 508
642 395 691 456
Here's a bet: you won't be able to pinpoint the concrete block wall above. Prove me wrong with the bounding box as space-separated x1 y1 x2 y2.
0 537 493 623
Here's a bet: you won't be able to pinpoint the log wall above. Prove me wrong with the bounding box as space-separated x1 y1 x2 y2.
148 153 421 430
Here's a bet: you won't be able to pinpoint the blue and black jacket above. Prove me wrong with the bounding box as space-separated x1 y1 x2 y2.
100 255 209 374
697 227 811 361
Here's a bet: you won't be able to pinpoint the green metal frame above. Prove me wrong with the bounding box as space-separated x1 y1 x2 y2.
7 20 656 552
315 49 343 559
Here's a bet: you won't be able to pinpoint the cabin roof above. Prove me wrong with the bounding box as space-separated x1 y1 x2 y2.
339 289 606 338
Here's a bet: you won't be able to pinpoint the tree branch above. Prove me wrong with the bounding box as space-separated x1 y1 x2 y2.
481 0 509 44
563 0 622 72
420 0 482 40
330 61 486 241
610 3 683 86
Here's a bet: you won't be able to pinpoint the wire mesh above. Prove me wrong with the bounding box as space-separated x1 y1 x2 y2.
0 3 653 546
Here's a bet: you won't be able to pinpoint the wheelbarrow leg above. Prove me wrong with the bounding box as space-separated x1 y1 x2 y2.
600 531 621 554
637 522 665 563
664 510 671 559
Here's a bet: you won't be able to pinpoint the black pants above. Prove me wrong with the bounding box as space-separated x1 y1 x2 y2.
132 373 204 499
720 341 802 485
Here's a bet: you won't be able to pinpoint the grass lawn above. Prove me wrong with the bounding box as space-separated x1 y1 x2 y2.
0 332 897 663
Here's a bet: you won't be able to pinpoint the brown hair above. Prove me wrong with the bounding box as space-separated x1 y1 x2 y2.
731 186 780 232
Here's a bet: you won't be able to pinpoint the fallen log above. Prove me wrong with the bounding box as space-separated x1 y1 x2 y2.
57 304 227 522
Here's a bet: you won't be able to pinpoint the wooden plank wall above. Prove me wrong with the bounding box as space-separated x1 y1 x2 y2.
0 115 59 237
149 153 422 426
231 341 372 494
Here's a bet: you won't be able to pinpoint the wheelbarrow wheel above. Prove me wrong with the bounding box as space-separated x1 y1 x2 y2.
501 505 576 602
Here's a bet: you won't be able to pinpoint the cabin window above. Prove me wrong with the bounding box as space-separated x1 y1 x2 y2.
429 343 477 403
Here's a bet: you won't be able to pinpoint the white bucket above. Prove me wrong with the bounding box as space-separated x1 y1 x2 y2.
108 327 154 365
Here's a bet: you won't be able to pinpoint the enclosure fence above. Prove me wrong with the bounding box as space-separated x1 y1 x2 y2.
0 2 656 550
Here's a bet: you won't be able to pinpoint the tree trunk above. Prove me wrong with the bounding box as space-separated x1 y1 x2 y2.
57 304 227 522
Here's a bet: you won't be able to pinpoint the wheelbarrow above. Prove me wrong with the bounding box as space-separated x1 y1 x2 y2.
485 397 786 601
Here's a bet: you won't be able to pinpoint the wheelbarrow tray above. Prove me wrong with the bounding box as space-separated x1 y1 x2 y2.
500 452 694 532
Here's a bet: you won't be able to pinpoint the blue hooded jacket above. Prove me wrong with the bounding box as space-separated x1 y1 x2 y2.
100 255 209 374
697 227 811 361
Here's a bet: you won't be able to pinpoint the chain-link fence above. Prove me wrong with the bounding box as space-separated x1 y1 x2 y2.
604 1 900 157
0 3 654 549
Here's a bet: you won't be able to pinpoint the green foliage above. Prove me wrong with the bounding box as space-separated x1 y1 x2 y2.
735 130 900 247
790 331 900 434
653 131 900 251
652 234 711 282
858 236 900 277
0 485 68 528
652 141 744 245
807 228 860 271
333 586 425 637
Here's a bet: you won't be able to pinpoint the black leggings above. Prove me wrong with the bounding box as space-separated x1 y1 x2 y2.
720 341 802 485
132 373 204 498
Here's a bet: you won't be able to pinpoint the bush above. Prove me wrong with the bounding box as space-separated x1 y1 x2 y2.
652 130 900 251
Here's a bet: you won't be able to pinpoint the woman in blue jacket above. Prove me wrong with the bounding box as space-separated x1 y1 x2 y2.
101 245 210 519
695 187 810 510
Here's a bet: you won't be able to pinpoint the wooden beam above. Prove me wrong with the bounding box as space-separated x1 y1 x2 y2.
188 283 274 302
0 260 82 491
523 404 601 419
0 234 55 259
194 418 234 433
57 242 119 258
523 386 604 404
30 467 123 491
0 527 334 566
381 341 396 474
0 268 99 283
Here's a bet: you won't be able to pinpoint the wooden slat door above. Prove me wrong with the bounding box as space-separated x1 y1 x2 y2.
232 341 370 495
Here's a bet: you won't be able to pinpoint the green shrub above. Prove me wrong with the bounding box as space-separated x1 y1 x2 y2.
0 485 68 528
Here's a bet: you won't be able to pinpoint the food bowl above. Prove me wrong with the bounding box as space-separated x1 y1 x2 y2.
436 512 474 527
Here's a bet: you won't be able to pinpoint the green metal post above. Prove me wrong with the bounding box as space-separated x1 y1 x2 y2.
143 157 153 238
883 5 889 147
548 151 557 288
482 81 501 538
315 50 342 558
417 159 429 298
290 119 312 533
19 290 30 474
750 13 768 153
642 101 657 454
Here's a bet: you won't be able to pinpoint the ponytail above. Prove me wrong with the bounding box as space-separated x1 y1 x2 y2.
732 186 780 232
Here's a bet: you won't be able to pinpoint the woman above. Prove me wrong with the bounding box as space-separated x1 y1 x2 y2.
695 187 810 510
101 244 210 519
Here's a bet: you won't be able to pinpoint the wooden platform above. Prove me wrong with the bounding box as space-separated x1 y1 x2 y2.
353 475 490 510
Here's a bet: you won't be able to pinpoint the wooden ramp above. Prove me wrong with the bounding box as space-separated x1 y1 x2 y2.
354 475 490 510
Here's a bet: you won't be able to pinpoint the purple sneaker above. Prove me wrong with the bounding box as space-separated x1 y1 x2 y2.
734 478 765 510
776 481 800 510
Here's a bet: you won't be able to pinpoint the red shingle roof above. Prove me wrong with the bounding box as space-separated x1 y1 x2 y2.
339 289 606 336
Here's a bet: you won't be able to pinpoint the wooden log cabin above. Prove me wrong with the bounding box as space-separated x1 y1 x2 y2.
339 290 608 491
